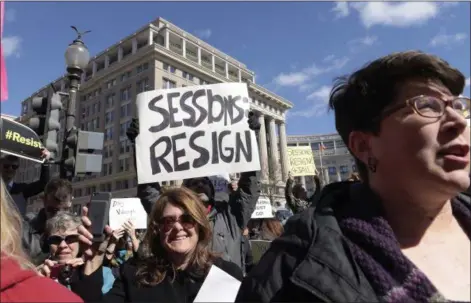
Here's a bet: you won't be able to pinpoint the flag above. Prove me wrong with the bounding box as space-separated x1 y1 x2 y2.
0 0 8 102
319 143 326 151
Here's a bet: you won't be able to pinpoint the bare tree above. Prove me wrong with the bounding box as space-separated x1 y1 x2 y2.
264 165 282 207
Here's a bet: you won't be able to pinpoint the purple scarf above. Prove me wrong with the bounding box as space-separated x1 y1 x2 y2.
336 184 471 302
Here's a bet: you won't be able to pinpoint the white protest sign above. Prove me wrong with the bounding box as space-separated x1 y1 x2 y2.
193 265 241 302
135 83 260 184
108 198 148 230
251 196 273 219
208 173 230 194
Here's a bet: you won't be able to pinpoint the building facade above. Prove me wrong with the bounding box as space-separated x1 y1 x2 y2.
15 17 293 209
287 133 356 195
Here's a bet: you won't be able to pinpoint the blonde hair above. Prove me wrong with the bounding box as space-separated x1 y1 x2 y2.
0 179 36 270
136 187 216 286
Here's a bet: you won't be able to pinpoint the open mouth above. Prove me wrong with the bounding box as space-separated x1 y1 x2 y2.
171 236 188 242
439 145 470 157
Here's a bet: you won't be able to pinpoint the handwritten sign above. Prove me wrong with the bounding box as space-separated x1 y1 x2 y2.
108 198 148 230
287 146 316 176
135 83 260 184
251 196 273 219
1 117 45 163
194 265 241 302
250 240 272 264
208 173 230 194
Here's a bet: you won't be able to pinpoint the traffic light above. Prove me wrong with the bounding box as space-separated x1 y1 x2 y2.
29 96 48 137
61 127 104 179
44 92 63 159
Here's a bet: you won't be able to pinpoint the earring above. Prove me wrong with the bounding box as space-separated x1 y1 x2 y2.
367 156 378 173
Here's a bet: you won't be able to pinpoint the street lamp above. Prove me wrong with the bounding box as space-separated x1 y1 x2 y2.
64 26 91 132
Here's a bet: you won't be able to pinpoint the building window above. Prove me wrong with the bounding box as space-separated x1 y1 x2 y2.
322 141 335 149
328 167 337 175
106 78 116 89
340 165 349 174
120 103 132 117
163 63 169 71
119 158 130 172
137 78 150 93
105 127 113 141
162 78 176 89
120 120 132 137
120 87 131 101
105 112 114 125
183 71 194 81
120 71 132 82
106 94 115 108
137 62 149 73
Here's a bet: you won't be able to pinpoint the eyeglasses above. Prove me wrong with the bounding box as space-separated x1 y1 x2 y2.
47 234 80 246
379 95 471 120
157 214 196 232
3 164 19 170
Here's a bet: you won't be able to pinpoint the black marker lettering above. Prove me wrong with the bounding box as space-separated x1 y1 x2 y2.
189 130 209 168
180 91 196 127
192 89 208 127
149 136 173 174
231 95 245 124
167 92 182 128
148 95 170 133
211 131 219 164
235 130 252 162
218 130 233 163
171 132 190 172
207 89 225 124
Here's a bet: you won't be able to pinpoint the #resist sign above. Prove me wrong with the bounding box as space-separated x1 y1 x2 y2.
135 83 261 184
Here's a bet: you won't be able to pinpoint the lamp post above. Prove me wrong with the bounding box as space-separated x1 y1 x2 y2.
61 26 91 179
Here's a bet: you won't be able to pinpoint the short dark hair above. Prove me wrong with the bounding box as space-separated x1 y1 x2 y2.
1 155 19 162
329 50 466 181
44 178 73 204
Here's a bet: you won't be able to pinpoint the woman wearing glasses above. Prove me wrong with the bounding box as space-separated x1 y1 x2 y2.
74 187 243 303
237 51 471 302
37 212 116 294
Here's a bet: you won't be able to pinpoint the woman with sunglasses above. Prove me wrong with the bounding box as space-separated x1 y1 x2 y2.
73 187 243 303
37 212 116 294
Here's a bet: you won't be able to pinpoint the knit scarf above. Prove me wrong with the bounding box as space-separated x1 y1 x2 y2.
336 184 471 302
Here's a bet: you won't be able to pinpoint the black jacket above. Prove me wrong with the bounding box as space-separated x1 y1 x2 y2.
73 257 243 303
10 164 50 199
22 208 49 265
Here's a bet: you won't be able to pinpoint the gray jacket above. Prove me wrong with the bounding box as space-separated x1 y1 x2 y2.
137 171 260 269
22 208 50 265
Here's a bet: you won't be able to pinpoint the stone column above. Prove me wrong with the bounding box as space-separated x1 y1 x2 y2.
92 61 97 77
165 29 170 49
197 47 201 65
278 121 289 181
132 38 137 54
211 55 215 73
225 62 229 79
148 29 154 45
182 39 186 58
257 113 269 181
104 55 110 69
238 69 242 82
267 117 281 182
118 47 123 62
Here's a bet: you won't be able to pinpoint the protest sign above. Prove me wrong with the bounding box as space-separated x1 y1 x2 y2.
251 196 273 219
194 265 241 302
108 198 148 230
0 117 45 163
135 83 260 184
250 240 272 264
287 146 316 176
208 173 230 194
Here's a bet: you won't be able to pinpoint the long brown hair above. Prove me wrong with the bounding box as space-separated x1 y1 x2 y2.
135 187 215 286
261 218 284 239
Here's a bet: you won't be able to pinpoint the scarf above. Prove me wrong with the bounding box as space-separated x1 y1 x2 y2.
336 184 471 302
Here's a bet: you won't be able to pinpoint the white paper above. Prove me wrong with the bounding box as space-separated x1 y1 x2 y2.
208 173 231 194
193 265 241 303
135 83 260 184
108 198 148 230
251 196 274 219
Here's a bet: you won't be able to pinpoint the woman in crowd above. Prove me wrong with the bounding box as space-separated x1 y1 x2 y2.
37 211 115 294
0 180 83 302
347 172 361 182
237 51 471 302
74 187 243 303
247 218 284 241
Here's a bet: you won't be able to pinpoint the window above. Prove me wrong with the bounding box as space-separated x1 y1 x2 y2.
105 112 114 125
183 71 194 81
106 78 116 89
137 78 150 93
120 103 132 117
340 165 349 174
119 158 130 172
328 167 337 175
335 140 346 149
105 127 113 141
170 66 176 73
162 78 176 89
120 87 131 101
106 94 115 108
163 63 169 71
120 120 131 137
120 71 132 82
137 62 149 73
322 141 335 150
311 142 320 151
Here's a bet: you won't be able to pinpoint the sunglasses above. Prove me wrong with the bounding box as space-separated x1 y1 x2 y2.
158 214 196 232
47 234 80 246
3 164 19 170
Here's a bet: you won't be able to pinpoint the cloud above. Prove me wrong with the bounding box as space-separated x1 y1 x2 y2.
289 85 332 118
429 32 467 47
466 77 470 88
273 56 349 87
332 2 350 18
347 35 378 52
194 29 212 39
2 36 22 58
5 8 16 22
334 2 440 28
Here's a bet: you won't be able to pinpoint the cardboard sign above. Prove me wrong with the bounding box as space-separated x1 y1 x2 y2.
250 240 272 264
135 83 260 184
251 196 273 219
108 198 148 230
208 173 230 194
287 146 316 176
194 265 241 302
0 117 45 163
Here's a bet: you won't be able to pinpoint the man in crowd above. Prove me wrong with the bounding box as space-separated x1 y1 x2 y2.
22 178 73 265
126 112 261 270
0 150 51 217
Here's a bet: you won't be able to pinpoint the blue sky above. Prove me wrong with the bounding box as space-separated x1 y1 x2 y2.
1 1 470 136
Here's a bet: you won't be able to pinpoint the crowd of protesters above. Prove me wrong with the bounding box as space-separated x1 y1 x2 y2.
1 51 470 302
